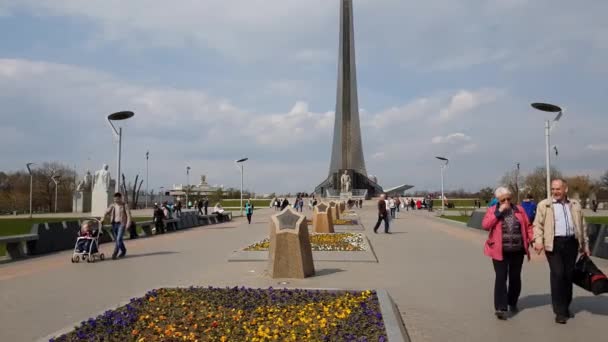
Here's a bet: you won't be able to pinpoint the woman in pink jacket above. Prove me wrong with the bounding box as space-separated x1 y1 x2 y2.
482 186 533 320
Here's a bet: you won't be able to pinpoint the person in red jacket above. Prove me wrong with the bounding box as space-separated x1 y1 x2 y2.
482 186 533 320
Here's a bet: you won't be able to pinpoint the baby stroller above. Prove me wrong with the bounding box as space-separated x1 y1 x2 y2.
71 218 105 263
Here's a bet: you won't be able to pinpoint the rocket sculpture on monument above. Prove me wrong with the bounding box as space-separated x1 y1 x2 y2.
316 0 383 198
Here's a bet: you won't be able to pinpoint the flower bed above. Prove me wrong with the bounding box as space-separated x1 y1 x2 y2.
244 233 366 251
334 219 358 225
306 219 358 225
51 287 387 342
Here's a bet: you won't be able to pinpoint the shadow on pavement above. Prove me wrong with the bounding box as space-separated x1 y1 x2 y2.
519 293 608 316
203 226 239 230
122 251 179 259
315 268 345 277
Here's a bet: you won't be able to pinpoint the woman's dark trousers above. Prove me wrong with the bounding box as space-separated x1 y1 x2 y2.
492 251 525 311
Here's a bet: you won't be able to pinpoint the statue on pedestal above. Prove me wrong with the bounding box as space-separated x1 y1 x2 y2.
341 170 352 193
93 164 111 192
73 170 94 213
91 164 113 217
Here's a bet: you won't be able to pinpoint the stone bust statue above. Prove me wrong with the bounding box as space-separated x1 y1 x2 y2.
340 170 352 193
93 164 111 191
76 170 94 192
84 170 93 191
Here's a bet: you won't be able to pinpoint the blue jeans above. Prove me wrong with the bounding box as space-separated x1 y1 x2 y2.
112 223 127 256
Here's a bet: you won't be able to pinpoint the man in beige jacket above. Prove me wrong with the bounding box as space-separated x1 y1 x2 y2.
104 192 132 260
533 179 591 324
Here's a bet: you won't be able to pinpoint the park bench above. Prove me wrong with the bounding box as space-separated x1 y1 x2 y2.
0 234 39 259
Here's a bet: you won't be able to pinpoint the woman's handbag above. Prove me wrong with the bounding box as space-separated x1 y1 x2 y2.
573 255 608 295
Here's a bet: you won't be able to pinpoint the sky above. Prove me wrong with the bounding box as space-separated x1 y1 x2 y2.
1 0 607 194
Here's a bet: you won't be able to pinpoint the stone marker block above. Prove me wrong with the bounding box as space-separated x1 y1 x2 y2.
329 201 340 220
339 201 346 213
313 202 335 233
466 211 485 230
268 208 315 279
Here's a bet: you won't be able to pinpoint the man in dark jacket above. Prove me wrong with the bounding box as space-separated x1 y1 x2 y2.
153 203 166 234
373 194 390 234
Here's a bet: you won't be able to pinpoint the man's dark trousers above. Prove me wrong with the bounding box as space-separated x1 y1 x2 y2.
373 215 389 233
546 236 578 317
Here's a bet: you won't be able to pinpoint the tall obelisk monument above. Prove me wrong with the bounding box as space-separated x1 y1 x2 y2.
316 0 382 198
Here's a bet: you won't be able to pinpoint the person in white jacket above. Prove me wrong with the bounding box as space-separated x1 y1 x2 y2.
388 197 397 219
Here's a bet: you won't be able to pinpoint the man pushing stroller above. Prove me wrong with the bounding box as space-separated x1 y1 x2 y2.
103 192 132 260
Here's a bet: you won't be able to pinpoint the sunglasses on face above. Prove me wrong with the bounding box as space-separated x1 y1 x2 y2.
500 198 512 203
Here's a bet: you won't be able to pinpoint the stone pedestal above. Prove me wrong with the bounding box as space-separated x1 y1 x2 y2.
340 192 352 200
91 187 112 218
268 208 315 279
329 201 340 220
313 202 334 233
72 191 91 213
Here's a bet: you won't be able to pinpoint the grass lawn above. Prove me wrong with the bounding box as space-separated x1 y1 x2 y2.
219 199 271 207
432 199 479 208
439 215 471 223
586 216 608 224
0 217 149 257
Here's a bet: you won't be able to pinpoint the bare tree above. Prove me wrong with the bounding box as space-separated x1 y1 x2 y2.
565 175 596 207
524 166 562 201
121 174 144 209
601 170 608 189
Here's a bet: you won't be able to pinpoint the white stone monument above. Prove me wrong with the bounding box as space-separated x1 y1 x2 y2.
72 170 93 213
91 164 114 217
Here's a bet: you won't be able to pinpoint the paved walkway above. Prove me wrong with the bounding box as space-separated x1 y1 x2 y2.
0 204 607 341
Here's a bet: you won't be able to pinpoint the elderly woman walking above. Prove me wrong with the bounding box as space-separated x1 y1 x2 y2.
482 187 533 320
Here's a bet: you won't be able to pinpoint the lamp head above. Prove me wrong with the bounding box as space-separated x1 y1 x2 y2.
108 111 135 121
26 163 35 174
236 158 249 163
435 156 449 165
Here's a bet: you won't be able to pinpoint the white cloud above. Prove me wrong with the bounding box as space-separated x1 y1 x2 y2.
435 89 503 123
371 152 386 160
586 144 608 152
431 133 472 144
1 57 607 193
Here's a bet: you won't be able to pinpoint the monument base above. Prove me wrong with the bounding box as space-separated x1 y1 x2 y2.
340 192 352 200
91 189 112 218
72 191 92 213
315 170 382 199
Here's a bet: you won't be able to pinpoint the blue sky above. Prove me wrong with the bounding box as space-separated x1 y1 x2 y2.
1 0 607 194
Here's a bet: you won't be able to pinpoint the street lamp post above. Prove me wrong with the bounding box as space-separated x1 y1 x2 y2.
515 162 520 203
186 166 191 208
160 187 164 204
531 103 563 200
51 174 61 213
236 158 249 216
435 157 449 213
26 163 35 218
107 111 135 193
145 151 149 208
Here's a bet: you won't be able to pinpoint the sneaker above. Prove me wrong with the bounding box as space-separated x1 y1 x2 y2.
112 253 118 260
118 252 126 258
555 315 568 324
509 305 519 314
495 310 508 320
567 310 575 318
